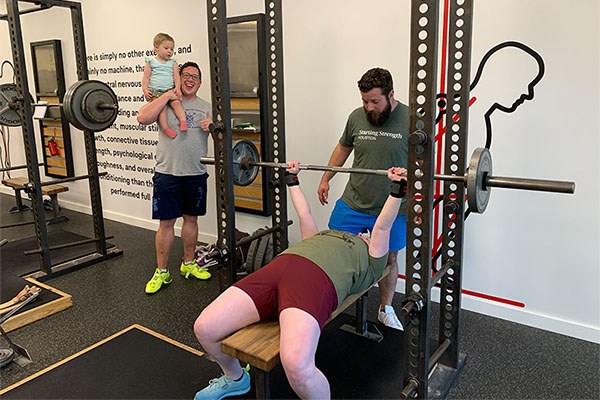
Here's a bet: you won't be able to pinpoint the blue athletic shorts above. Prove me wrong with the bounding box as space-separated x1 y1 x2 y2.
152 172 208 220
328 199 407 251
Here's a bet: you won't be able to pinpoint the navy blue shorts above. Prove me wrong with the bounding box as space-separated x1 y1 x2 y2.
328 199 407 251
152 172 208 220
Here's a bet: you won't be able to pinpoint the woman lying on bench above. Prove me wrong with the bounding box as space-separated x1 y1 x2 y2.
193 161 407 400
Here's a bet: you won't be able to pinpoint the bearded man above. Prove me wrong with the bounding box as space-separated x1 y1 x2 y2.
317 67 409 330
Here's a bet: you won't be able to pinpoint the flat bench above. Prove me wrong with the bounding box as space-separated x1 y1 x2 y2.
221 266 391 399
2 177 69 224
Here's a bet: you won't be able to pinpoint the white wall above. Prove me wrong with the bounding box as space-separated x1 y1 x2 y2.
0 0 598 343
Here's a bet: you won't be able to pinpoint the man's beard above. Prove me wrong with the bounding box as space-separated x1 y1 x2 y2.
366 98 392 126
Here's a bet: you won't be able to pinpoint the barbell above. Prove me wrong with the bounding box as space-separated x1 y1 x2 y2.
200 140 575 214
0 80 118 132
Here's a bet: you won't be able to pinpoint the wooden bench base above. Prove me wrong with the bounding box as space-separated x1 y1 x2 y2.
2 177 69 224
221 266 390 399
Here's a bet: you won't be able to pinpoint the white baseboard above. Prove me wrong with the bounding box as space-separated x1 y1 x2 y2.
61 199 218 245
393 280 600 344
0 188 217 245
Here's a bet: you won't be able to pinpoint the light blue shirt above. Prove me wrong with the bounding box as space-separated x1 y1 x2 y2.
147 58 176 91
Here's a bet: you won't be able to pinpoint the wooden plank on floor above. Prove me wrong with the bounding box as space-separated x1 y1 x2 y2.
0 324 206 397
0 277 72 333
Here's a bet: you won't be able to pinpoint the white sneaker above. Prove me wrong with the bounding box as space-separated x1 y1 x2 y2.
378 305 404 331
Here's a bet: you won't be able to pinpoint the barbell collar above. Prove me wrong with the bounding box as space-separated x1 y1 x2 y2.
400 378 419 400
409 130 428 145
208 121 224 134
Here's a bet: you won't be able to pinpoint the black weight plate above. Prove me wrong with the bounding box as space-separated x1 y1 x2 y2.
62 80 87 131
245 236 260 273
0 83 22 126
0 348 15 368
63 80 118 132
253 234 270 271
232 140 260 186
82 89 116 124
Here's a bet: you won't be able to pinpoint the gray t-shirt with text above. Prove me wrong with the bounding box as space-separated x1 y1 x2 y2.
154 96 211 176
339 103 409 215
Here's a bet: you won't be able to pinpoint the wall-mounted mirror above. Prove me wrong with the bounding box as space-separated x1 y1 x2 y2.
228 14 271 216
31 39 74 178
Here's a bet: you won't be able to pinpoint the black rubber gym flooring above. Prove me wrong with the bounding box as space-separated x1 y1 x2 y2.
0 316 405 399
1 325 214 399
0 193 598 399
0 229 113 277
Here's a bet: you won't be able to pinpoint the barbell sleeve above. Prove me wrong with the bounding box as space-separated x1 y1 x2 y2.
485 175 575 194
436 173 575 194
32 102 117 110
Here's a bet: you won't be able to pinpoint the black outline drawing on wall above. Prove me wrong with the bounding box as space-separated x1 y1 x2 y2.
435 41 546 150
469 40 545 149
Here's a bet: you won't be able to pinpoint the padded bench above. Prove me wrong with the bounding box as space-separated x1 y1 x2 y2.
221 266 391 399
2 176 69 224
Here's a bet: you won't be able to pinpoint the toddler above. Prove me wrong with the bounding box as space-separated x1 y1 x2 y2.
141 32 187 138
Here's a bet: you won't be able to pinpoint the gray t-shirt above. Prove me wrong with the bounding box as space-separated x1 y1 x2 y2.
282 230 389 306
154 96 212 176
339 103 409 215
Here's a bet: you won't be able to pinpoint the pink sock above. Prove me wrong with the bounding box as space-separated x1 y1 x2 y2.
162 126 177 138
180 120 188 132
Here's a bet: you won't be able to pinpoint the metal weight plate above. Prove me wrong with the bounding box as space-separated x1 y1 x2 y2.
82 88 117 124
62 80 86 131
245 236 259 273
232 140 260 186
0 348 15 368
467 147 493 214
0 83 22 126
63 80 118 132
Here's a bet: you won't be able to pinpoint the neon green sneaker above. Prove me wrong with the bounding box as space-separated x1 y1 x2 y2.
180 261 211 280
145 268 172 294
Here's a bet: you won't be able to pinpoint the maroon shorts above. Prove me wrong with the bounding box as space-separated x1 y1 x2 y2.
233 254 338 329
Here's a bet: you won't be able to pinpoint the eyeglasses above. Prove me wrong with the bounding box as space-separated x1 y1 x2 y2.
181 72 200 81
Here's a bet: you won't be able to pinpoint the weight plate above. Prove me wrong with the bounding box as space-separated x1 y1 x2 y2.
63 80 118 132
62 80 86 131
232 140 260 186
245 236 259 273
467 147 493 214
82 88 116 124
253 232 271 271
0 83 22 126
0 348 15 368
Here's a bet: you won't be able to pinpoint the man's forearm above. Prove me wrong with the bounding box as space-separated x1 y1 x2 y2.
137 92 171 124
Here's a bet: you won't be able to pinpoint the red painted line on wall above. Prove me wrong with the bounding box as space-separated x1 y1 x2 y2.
462 288 525 308
397 274 525 308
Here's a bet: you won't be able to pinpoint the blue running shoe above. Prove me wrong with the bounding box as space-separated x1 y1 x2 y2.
194 370 251 400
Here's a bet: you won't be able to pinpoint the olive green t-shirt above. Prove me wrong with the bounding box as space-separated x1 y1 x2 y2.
282 230 389 306
339 103 409 215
